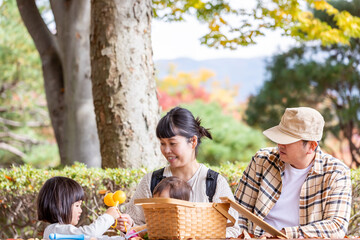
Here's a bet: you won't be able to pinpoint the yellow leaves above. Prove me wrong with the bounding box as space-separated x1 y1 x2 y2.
209 15 227 33
158 68 215 93
209 18 220 32
258 0 360 46
335 11 360 38
193 0 205 10
219 17 227 25
312 0 338 15
157 67 239 113
210 80 239 111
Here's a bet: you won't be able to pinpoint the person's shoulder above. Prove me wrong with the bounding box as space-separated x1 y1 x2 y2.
318 150 350 173
138 171 154 185
254 147 279 160
198 163 210 173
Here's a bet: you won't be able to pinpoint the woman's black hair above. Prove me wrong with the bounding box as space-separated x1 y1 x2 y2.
37 176 84 224
153 176 192 201
156 106 212 156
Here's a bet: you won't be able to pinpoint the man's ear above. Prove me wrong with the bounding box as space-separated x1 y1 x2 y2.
308 141 318 153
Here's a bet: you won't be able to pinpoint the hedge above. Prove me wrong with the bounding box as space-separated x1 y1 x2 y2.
1 163 359 239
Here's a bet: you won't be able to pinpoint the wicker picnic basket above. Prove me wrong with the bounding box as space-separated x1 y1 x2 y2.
134 198 235 240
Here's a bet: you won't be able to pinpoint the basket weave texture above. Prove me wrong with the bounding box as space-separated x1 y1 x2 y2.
137 199 230 240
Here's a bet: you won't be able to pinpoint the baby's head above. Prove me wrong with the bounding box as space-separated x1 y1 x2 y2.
37 176 84 224
153 176 192 201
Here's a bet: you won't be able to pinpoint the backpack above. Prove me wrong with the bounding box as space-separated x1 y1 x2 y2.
150 167 219 202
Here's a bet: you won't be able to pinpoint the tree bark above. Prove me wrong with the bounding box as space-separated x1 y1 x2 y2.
51 0 101 167
16 0 66 163
17 0 101 167
90 0 164 168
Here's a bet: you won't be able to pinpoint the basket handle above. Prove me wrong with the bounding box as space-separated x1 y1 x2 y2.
212 203 235 227
134 197 196 207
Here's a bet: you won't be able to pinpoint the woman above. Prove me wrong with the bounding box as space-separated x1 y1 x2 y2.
118 106 240 237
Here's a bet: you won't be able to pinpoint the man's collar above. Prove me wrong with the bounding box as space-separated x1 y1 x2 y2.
310 147 323 175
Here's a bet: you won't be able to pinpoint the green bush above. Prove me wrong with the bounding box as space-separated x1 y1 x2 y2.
181 101 267 166
0 163 147 239
1 163 359 238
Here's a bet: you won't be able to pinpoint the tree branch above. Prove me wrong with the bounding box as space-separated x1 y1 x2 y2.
16 0 59 59
0 117 22 127
0 117 49 128
16 0 66 163
49 0 67 35
0 132 40 145
0 142 25 158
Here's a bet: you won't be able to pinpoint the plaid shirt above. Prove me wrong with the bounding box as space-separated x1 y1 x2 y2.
234 147 352 238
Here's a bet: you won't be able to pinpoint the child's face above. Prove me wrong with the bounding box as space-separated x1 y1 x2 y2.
71 200 83 225
154 189 170 198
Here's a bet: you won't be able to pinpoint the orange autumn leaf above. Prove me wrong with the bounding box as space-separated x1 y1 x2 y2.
4 175 14 182
98 189 108 195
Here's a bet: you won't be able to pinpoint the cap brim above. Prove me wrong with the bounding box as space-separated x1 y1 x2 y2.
263 126 301 144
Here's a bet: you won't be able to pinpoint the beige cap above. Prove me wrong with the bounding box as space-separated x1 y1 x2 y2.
263 107 325 144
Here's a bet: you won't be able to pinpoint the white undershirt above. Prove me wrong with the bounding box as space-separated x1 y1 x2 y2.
263 162 312 230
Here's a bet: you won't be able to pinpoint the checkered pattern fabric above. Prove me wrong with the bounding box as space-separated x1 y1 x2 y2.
234 147 351 238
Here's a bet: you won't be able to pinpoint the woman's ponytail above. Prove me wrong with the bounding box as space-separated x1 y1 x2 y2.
195 117 212 140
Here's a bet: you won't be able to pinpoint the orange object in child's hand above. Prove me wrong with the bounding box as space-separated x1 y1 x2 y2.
104 191 126 207
113 190 126 205
104 190 127 232
104 193 116 206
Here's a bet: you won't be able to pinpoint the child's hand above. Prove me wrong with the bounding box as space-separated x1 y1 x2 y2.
106 206 121 219
116 213 134 232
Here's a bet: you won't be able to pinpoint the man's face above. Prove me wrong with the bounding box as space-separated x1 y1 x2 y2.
277 140 314 169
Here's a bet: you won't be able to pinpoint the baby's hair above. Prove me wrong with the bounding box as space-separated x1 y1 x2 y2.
153 176 192 201
37 176 84 224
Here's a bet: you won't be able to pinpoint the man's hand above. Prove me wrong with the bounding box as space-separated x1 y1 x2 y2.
259 232 274 239
259 229 286 239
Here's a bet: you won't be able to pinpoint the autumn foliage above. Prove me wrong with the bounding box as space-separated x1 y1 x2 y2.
156 66 242 119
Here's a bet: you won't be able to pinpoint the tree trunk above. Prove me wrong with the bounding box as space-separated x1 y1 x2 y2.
51 0 101 167
90 0 164 168
16 0 66 162
17 0 101 167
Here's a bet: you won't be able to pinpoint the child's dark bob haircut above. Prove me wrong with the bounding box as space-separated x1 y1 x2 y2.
153 176 192 201
37 176 84 224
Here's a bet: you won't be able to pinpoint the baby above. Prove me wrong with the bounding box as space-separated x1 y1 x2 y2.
153 176 192 200
127 176 192 239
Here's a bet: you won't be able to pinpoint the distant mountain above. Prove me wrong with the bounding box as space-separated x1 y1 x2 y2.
155 57 268 101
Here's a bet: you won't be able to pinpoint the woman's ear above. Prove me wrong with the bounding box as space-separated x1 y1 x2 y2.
191 135 198 149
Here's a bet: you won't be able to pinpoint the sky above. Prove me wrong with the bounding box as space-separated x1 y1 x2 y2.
151 18 298 61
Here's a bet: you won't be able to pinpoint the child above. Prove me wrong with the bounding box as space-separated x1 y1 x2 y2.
153 176 192 200
38 176 120 239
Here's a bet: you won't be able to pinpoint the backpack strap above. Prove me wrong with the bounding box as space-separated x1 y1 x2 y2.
206 168 219 202
150 167 166 196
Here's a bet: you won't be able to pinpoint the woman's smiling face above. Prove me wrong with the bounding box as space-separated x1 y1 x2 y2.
160 135 196 168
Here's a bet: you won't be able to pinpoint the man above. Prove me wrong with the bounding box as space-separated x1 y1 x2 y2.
235 107 352 238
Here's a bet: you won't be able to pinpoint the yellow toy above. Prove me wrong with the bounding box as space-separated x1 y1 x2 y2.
104 190 127 232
